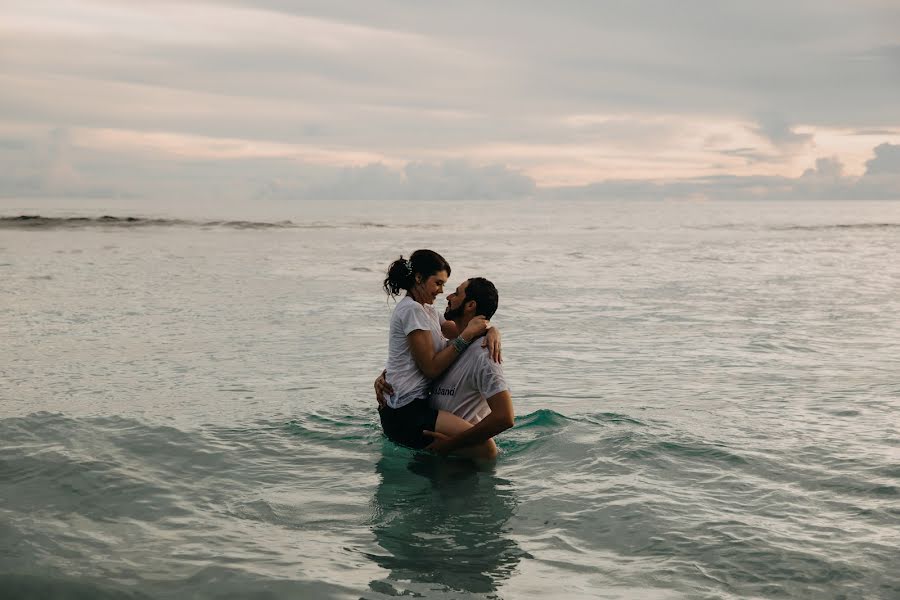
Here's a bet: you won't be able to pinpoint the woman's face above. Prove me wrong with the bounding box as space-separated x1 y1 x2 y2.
414 270 448 304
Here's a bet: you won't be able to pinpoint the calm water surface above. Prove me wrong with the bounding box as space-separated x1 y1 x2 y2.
1 200 899 599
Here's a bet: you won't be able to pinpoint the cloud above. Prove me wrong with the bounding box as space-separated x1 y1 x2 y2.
401 161 536 200
544 145 900 202
864 143 900 175
0 126 537 201
1 123 897 203
241 160 537 202
801 156 844 180
1 1 899 200
717 147 778 166
0 127 139 201
753 114 814 150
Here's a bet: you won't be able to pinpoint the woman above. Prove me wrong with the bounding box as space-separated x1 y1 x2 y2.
378 249 499 460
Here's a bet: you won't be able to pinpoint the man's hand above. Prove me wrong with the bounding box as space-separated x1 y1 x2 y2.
422 430 453 454
483 326 502 363
374 371 393 408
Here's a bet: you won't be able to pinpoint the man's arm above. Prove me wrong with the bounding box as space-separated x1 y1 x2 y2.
374 370 392 408
424 390 514 454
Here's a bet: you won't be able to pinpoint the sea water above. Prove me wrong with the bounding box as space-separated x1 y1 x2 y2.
1 199 898 599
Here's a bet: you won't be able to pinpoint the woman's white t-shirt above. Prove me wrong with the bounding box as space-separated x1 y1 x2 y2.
383 296 446 408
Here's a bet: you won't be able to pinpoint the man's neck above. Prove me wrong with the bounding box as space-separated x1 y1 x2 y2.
453 316 469 333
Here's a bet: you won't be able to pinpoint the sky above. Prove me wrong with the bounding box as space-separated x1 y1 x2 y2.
1 0 899 204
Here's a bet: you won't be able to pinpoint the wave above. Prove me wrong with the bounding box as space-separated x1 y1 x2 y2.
773 223 900 232
0 573 153 600
511 408 572 429
0 215 433 231
512 409 646 429
0 215 306 230
692 222 900 232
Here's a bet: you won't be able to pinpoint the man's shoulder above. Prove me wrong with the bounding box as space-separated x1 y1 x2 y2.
467 344 504 372
467 344 508 397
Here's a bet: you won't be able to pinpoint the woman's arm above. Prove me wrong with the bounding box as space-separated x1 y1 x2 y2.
483 327 501 363
446 322 501 362
408 316 489 379
441 320 460 339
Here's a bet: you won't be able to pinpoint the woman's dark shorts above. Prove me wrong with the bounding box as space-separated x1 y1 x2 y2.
379 397 439 450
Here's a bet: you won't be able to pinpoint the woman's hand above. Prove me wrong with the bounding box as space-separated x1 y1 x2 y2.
461 315 490 342
483 326 502 363
374 371 393 408
422 430 452 454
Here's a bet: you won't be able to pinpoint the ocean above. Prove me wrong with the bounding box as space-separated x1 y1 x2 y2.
1 199 898 599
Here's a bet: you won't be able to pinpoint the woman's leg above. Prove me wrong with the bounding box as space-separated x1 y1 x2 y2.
434 410 498 461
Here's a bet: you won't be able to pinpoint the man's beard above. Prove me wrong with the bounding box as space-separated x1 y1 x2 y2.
444 301 465 321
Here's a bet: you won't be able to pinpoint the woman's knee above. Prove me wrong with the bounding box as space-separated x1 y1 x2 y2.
435 410 473 436
488 438 498 459
478 439 498 461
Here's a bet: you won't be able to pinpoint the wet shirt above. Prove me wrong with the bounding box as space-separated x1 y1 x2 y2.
430 344 508 423
383 296 446 408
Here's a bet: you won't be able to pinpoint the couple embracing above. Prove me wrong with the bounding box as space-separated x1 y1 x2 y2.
375 249 515 461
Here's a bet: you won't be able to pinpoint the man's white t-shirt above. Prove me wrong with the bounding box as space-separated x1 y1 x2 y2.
430 344 509 424
383 296 446 409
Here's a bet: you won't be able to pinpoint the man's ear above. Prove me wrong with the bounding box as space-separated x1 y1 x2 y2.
465 299 478 313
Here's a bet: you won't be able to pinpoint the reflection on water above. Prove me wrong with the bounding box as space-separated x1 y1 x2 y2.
365 446 530 598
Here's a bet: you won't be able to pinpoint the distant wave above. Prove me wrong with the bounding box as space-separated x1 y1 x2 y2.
692 222 900 232
773 223 900 231
0 215 291 230
0 215 435 231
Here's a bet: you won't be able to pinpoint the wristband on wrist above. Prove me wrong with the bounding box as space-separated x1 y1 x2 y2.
451 336 470 353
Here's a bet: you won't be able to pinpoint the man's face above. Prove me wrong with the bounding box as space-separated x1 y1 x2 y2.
443 279 470 320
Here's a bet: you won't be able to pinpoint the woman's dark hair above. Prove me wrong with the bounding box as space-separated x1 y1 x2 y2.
464 277 499 320
383 249 451 297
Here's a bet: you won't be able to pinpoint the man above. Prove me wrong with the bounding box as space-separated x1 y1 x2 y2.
375 277 514 456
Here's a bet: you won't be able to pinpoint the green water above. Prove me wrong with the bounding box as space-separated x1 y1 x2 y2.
1 200 899 598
